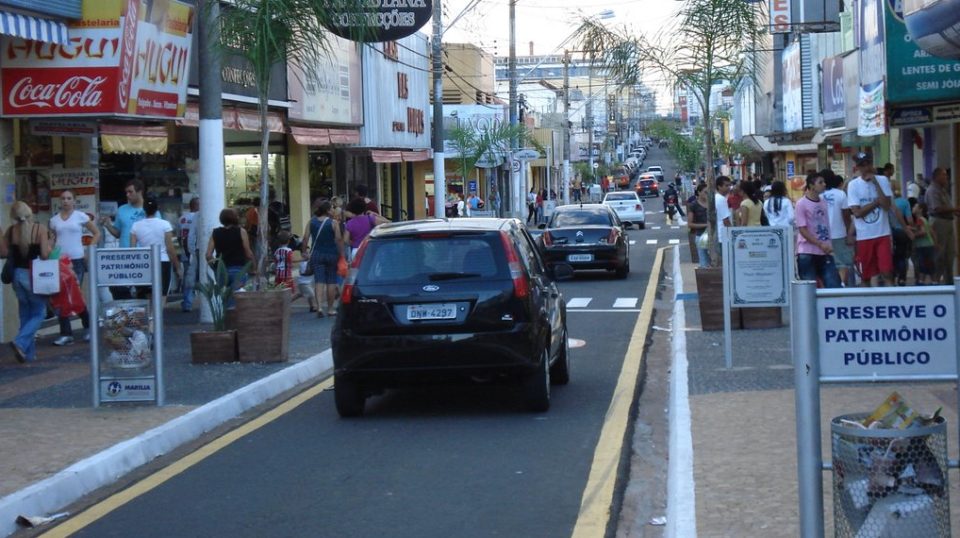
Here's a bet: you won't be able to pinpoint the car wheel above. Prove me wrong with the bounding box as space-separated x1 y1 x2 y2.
638 221 646 230
616 258 630 279
550 328 570 385
334 374 365 417
524 348 551 412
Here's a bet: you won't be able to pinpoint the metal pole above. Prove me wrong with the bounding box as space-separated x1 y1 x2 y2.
587 65 594 177
508 0 519 217
431 0 446 219
89 244 100 408
152 245 164 406
722 228 733 368
955 276 960 463
562 51 571 206
792 280 824 538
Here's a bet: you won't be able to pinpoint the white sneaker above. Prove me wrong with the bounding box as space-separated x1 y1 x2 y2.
53 336 74 346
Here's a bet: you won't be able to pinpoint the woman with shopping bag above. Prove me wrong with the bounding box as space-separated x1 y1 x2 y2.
1 201 52 363
49 190 99 345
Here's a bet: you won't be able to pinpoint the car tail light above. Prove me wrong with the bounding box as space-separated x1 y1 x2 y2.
541 231 553 247
635 204 642 211
499 231 529 298
607 229 618 244
340 238 370 305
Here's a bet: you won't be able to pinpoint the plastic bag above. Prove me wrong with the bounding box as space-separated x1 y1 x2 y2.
336 255 348 278
50 256 86 317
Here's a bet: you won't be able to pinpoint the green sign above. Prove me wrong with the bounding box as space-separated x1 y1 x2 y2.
886 0 960 104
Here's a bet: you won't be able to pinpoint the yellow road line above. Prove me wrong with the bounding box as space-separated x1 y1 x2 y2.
41 378 335 537
571 246 667 537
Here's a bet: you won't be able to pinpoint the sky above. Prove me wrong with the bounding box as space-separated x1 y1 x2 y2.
437 0 681 113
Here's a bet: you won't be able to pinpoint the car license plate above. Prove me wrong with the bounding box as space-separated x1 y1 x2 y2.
407 303 457 321
568 254 593 262
616 206 627 212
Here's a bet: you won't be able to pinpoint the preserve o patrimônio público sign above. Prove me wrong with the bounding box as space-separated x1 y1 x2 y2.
323 0 432 42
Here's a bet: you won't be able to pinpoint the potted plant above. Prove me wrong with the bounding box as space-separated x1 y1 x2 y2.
191 259 238 363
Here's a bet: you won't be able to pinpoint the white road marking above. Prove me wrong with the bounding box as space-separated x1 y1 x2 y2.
669 239 681 244
652 226 662 230
567 309 640 313
613 297 639 308
646 239 658 245
566 297 592 308
671 226 680 229
629 240 636 245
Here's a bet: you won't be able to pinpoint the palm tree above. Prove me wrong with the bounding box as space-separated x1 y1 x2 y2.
575 0 766 264
213 0 368 284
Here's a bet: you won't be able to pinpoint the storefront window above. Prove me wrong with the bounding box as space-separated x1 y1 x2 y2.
308 151 335 203
225 152 287 226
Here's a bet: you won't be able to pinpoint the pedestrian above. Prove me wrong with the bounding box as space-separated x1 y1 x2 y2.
301 200 344 318
737 181 763 226
100 179 145 299
726 181 744 220
572 177 582 202
687 183 711 268
847 154 894 287
924 167 959 283
273 230 295 291
889 182 914 286
131 198 182 308
456 193 466 218
906 172 922 204
352 184 380 215
795 173 841 288
763 181 795 228
910 202 937 285
205 208 255 302
488 189 501 217
49 189 100 345
821 173 855 286
714 175 733 262
2 202 52 363
177 197 199 312
292 260 318 312
344 197 390 259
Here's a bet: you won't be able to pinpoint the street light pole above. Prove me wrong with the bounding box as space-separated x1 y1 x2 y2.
562 50 571 205
508 0 519 217
431 0 445 218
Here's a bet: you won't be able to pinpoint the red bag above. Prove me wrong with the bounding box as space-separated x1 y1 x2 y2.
50 256 86 318
336 255 349 278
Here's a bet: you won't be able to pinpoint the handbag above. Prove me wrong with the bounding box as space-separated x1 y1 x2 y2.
1 258 12 284
31 258 60 295
337 255 349 278
696 231 709 250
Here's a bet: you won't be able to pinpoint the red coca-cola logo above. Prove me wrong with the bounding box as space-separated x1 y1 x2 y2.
8 76 106 110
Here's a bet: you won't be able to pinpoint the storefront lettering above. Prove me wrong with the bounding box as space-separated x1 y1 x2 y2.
407 107 424 135
392 121 405 132
222 66 256 87
117 0 141 108
136 39 189 86
5 37 121 62
397 72 408 98
8 76 106 110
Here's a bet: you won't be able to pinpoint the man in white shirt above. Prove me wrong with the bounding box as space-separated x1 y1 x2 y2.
846 154 893 286
714 175 733 262
178 197 199 312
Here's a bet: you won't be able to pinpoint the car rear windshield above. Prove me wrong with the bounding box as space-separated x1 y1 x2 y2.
605 193 636 201
552 211 612 227
358 234 508 283
640 180 656 186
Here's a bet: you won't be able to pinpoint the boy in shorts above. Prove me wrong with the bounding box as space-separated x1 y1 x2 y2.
846 154 894 286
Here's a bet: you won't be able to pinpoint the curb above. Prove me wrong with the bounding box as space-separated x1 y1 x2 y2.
0 350 334 537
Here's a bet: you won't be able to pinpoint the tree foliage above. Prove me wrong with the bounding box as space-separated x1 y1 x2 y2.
574 0 766 265
447 122 540 184
646 119 704 174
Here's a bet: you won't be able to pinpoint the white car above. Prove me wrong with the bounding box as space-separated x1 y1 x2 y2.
647 165 664 181
602 191 645 229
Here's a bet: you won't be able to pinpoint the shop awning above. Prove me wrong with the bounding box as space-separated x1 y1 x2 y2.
100 124 168 155
176 103 285 133
371 150 403 163
401 150 431 162
328 128 360 145
290 126 330 146
0 10 69 44
741 134 819 154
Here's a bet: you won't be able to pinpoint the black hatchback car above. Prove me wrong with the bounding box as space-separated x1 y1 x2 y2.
331 218 573 417
537 204 630 278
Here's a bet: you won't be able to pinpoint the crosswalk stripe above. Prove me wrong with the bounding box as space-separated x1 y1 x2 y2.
567 297 592 308
671 226 680 229
613 297 638 308
629 240 636 245
669 239 681 244
651 226 662 230
646 239 657 245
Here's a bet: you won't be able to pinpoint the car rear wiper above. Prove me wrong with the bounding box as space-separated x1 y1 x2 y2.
428 272 482 281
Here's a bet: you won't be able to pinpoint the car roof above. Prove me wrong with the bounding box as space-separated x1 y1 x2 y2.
554 203 614 214
367 218 517 239
603 192 639 200
638 174 657 180
648 166 662 170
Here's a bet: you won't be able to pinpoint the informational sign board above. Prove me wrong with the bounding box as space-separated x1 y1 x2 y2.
726 227 792 307
96 248 157 287
514 148 541 160
817 288 957 379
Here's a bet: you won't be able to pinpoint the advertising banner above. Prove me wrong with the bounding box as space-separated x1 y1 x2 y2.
48 168 98 215
821 55 846 125
782 41 803 132
885 0 960 104
858 0 887 136
1 0 196 118
287 35 363 125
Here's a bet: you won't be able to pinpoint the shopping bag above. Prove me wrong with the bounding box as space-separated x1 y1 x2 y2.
50 257 86 317
30 258 60 295
336 255 349 278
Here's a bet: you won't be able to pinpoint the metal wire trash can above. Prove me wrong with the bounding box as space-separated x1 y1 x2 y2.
831 413 951 538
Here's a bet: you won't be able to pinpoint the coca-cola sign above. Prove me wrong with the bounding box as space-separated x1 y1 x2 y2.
0 0 195 118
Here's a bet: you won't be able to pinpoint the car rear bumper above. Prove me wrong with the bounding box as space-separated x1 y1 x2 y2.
542 245 624 270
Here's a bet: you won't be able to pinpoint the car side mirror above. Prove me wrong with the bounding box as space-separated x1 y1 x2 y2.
551 262 574 281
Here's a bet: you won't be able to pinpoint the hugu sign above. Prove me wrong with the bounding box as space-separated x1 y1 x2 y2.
323 0 432 42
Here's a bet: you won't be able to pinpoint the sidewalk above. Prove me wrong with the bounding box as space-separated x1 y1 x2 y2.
0 298 333 537
674 254 960 536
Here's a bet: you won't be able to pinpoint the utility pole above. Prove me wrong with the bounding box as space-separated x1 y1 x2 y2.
508 0 519 217
431 0 445 218
562 50 571 206
587 63 594 179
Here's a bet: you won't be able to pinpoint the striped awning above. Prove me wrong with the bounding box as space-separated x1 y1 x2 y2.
0 11 70 44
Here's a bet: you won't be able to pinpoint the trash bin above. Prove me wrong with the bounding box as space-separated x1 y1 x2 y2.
830 413 951 538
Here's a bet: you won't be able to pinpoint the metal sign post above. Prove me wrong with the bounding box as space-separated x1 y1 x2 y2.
90 245 165 407
791 278 960 537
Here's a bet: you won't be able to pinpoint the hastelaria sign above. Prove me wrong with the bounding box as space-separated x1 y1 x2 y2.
323 0 432 42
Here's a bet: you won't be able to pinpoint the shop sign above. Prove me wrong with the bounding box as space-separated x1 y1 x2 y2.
48 168 98 214
858 0 886 136
0 0 196 118
769 0 792 33
30 120 99 137
821 55 845 125
782 41 803 132
889 103 960 126
321 0 433 42
903 0 960 60
885 0 960 104
286 36 363 125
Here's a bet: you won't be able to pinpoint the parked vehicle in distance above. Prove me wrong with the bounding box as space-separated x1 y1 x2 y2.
635 174 660 198
331 218 573 417
647 165 664 181
537 204 630 278
602 191 645 229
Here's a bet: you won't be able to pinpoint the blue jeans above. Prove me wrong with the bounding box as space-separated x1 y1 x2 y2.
58 258 91 337
181 251 198 310
226 266 248 308
13 268 48 361
797 254 841 288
